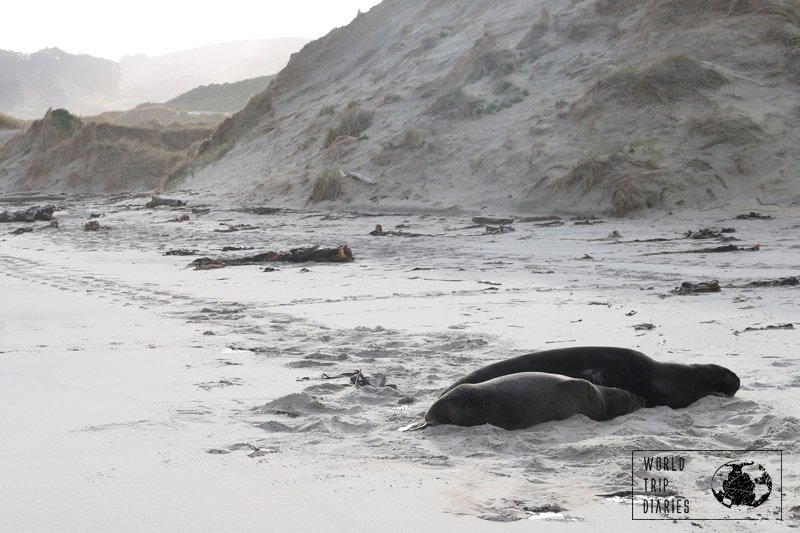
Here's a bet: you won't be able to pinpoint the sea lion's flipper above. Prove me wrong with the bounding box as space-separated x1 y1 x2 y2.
399 419 429 432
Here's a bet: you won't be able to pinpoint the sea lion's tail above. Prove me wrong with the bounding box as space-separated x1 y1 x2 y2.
399 419 429 432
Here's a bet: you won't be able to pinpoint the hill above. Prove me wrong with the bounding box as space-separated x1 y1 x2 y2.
0 48 120 119
0 40 308 119
164 75 273 113
184 0 800 216
119 39 309 103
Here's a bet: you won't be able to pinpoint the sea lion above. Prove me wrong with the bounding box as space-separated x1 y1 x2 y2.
440 347 740 409
403 372 644 431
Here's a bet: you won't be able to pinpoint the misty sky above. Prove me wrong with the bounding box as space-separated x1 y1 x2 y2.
3 0 383 60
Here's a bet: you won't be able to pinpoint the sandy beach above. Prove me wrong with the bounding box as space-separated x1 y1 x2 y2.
0 197 797 531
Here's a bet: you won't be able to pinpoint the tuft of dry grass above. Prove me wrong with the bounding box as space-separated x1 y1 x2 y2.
580 52 727 112
443 32 515 87
609 170 670 217
688 110 763 148
309 169 345 202
323 102 374 148
536 154 668 216
427 87 485 119
556 154 627 192
515 7 551 49
649 0 800 25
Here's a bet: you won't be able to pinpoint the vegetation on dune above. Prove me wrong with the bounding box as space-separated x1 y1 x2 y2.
516 6 551 49
443 32 515 88
323 102 374 148
427 87 485 119
575 52 727 116
648 0 800 25
688 110 764 148
309 169 345 203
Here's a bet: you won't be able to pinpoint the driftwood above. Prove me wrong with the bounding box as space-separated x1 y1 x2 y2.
0 205 55 223
145 196 185 208
341 170 376 185
734 323 794 335
740 276 799 288
368 224 424 237
485 225 515 234
472 216 513 226
672 281 721 295
214 224 258 233
736 212 773 220
11 227 33 235
645 244 760 256
164 249 200 256
517 215 561 223
189 245 354 270
236 207 281 215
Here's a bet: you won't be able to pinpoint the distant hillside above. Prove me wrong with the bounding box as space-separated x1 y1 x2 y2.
0 111 26 130
120 39 309 103
187 0 800 215
164 75 272 113
94 105 227 129
0 48 120 119
0 40 308 119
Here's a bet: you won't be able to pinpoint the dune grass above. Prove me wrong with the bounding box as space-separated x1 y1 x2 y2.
309 169 345 202
323 102 374 148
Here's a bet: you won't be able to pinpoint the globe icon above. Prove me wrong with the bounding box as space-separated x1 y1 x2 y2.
711 461 772 508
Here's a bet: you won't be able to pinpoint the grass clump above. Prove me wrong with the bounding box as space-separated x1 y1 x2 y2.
48 108 81 131
317 105 336 117
323 102 374 148
579 52 727 113
485 83 529 114
634 53 728 102
310 169 345 203
427 88 485 119
688 110 763 148
444 32 515 87
649 0 800 25
516 6 550 49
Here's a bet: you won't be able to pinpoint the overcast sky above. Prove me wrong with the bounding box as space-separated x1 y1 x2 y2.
2 0 383 60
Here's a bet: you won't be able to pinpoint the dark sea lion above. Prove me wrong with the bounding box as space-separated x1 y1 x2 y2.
403 372 644 431
440 347 739 409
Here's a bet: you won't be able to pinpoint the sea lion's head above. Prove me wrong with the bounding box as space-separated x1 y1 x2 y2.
693 364 740 398
425 384 487 427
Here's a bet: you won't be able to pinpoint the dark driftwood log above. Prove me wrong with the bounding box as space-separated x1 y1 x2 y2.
189 245 354 270
0 205 55 223
145 196 185 208
471 216 513 226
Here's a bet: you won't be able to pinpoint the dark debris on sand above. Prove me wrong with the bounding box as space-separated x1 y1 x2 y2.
189 245 354 270
0 205 55 223
734 323 794 335
736 212 773 220
672 280 721 295
684 227 737 240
